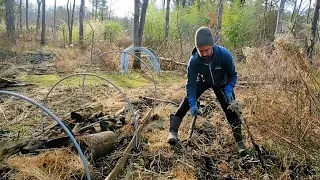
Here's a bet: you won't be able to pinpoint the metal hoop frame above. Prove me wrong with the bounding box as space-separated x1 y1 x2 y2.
41 73 137 134
0 90 91 180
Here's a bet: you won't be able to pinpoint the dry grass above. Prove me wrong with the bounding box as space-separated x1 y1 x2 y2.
6 149 87 180
171 164 196 180
241 34 320 177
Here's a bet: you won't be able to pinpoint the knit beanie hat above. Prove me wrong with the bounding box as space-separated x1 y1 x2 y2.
195 26 214 48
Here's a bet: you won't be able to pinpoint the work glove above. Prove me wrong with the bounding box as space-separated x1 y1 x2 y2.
189 98 201 117
224 84 234 104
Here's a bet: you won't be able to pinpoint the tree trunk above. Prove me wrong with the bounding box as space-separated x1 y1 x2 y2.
67 0 70 42
175 0 179 7
5 0 16 44
41 0 45 45
108 0 112 20
79 0 85 44
275 0 286 35
304 0 312 51
36 0 41 36
133 0 141 69
95 0 98 19
92 0 94 19
139 0 148 45
307 0 312 24
53 0 56 41
26 0 29 30
100 0 107 21
291 0 298 23
19 0 22 31
69 0 76 45
307 0 320 59
291 0 303 34
263 0 268 40
182 0 186 7
101 9 104 21
165 0 170 39
214 0 224 43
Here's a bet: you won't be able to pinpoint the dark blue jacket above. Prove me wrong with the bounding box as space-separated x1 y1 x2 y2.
186 45 237 100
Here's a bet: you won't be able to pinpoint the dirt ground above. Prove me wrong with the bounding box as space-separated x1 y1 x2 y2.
1 57 318 179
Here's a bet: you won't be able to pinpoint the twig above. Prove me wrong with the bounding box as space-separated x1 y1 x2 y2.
141 96 179 106
298 76 320 141
114 106 126 117
242 117 265 168
271 131 316 160
230 101 266 168
0 107 7 120
16 130 20 140
1 169 14 179
105 108 154 180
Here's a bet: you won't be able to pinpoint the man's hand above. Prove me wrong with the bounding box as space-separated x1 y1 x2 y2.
189 98 201 117
224 84 234 104
190 106 201 117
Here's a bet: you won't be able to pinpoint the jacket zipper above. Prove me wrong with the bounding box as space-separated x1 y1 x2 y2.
205 63 215 85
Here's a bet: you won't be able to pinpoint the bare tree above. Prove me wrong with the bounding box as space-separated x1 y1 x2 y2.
26 0 29 30
100 0 107 21
290 0 303 34
263 0 268 39
132 0 149 69
5 0 16 44
36 0 41 35
165 0 170 39
139 0 149 45
174 0 179 7
19 0 22 30
67 0 76 45
275 0 286 35
79 0 85 44
108 0 112 20
215 0 224 43
307 0 320 59
41 0 45 45
182 0 186 7
91 0 94 19
133 0 140 69
70 0 76 44
95 0 99 19
53 0 56 40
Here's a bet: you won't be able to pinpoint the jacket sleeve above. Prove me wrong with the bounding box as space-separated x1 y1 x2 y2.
223 49 237 87
186 57 198 104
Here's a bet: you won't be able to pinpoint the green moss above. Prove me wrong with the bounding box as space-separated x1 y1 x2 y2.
18 71 185 89
19 74 60 87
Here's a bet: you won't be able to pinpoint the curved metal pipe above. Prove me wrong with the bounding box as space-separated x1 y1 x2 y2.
0 90 91 180
41 73 137 134
83 50 158 110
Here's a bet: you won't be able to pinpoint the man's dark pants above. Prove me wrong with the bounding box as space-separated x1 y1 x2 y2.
174 81 242 142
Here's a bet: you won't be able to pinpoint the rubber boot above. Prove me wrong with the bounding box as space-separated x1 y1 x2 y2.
232 125 248 157
167 114 183 145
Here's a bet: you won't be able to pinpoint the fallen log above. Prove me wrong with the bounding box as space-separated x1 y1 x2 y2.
0 139 30 161
77 120 116 134
79 131 117 161
141 55 188 67
0 78 34 88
